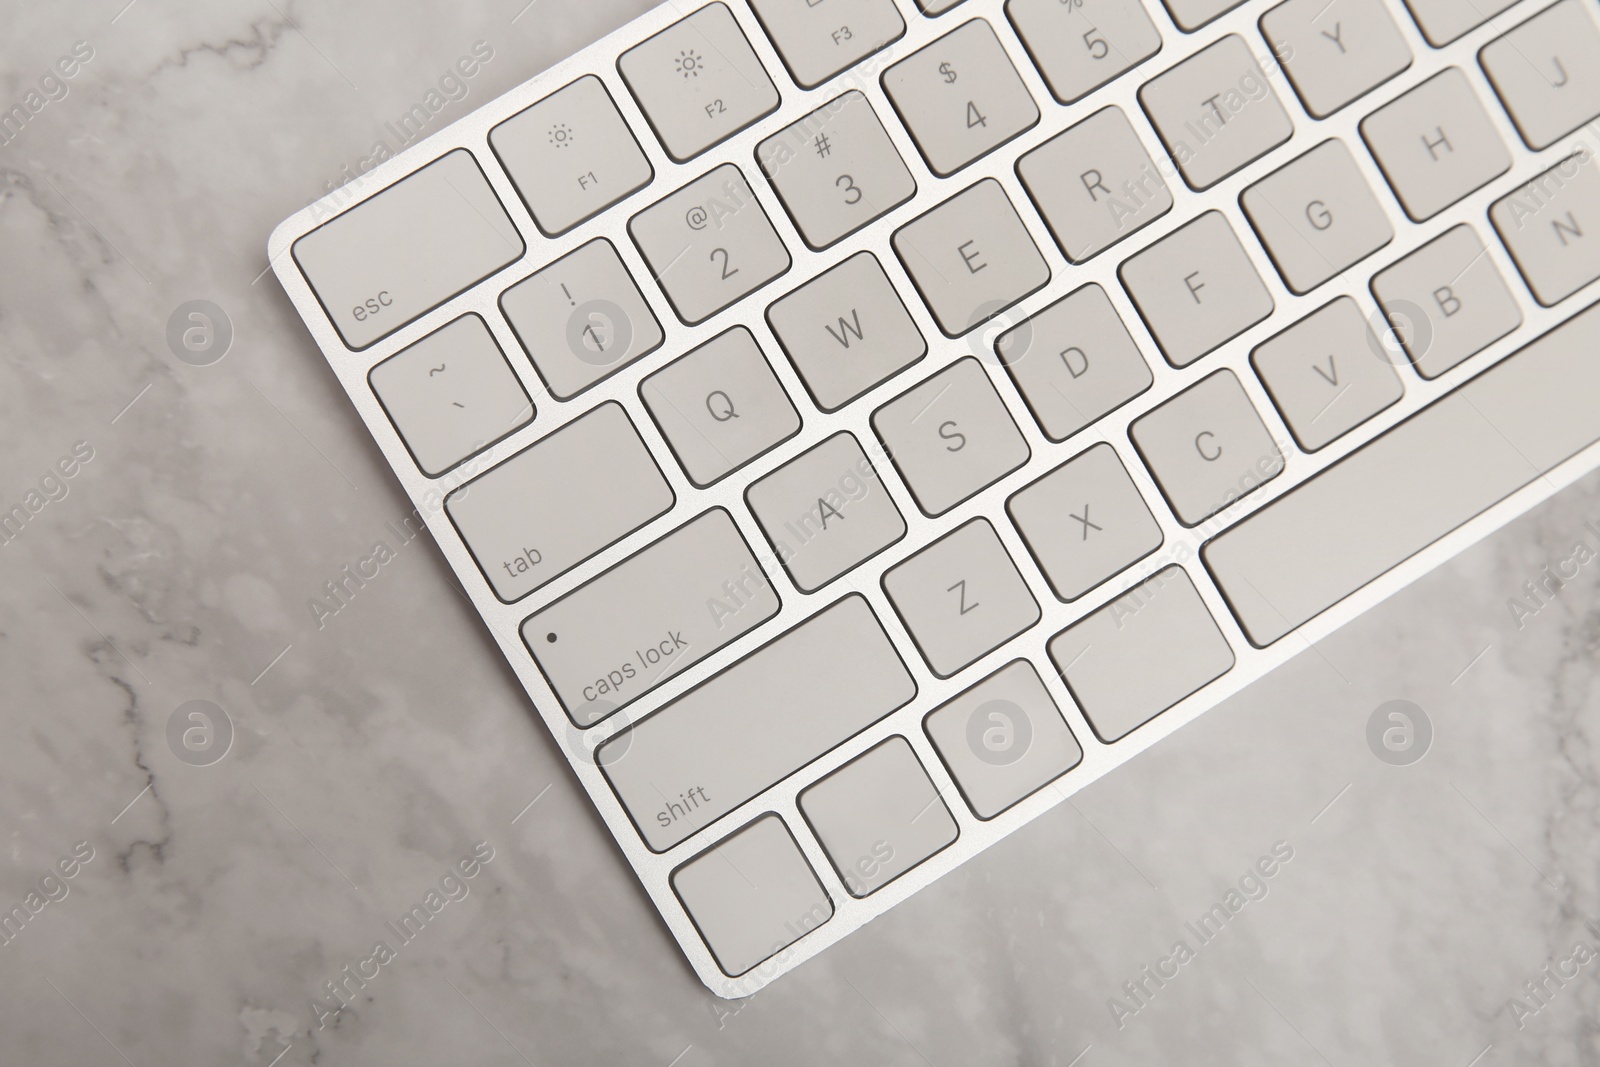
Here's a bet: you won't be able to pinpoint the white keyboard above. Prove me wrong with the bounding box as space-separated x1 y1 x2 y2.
270 0 1600 997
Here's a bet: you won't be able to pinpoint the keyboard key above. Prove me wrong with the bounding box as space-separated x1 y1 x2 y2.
1480 0 1600 150
1240 138 1394 294
1130 369 1285 525
671 814 832 977
922 660 1083 819
996 284 1154 442
488 75 653 237
798 737 958 897
748 0 906 89
1261 0 1412 118
1005 0 1163 104
1370 224 1522 378
917 0 969 14
1118 211 1274 368
1359 68 1511 222
1007 442 1165 602
617 2 780 162
766 252 926 412
881 19 1040 177
1250 297 1403 452
871 357 1031 516
882 518 1041 677
498 238 664 400
1048 567 1234 742
758 91 917 251
893 179 1051 337
1401 0 1521 47
446 402 674 601
1017 106 1174 264
292 149 523 350
599 594 917 850
630 164 792 325
1491 153 1600 306
1138 35 1294 190
746 432 907 592
368 315 534 477
1160 0 1246 33
640 326 802 487
522 509 780 725
1205 299 1600 645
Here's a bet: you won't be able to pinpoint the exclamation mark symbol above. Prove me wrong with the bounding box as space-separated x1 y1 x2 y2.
560 283 575 306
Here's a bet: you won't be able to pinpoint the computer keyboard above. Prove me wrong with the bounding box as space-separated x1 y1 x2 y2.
269 0 1600 997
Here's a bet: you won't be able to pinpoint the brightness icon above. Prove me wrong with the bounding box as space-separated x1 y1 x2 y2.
548 123 574 149
675 49 703 78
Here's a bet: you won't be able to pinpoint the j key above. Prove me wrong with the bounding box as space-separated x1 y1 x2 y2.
292 149 524 350
629 164 792 325
1261 0 1413 118
1370 224 1522 378
1250 297 1403 452
1138 34 1294 190
488 75 654 236
1006 0 1163 104
881 19 1040 177
1479 0 1600 151
1491 153 1600 306
1359 68 1510 223
1160 0 1247 33
758 91 917 251
640 326 802 487
748 0 906 89
882 518 1041 677
368 314 534 476
1130 369 1285 526
617 2 780 162
445 402 674 601
1401 0 1521 47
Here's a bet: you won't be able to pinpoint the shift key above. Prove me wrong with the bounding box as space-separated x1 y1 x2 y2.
522 509 780 726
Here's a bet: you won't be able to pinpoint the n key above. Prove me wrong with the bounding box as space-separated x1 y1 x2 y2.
1492 154 1600 306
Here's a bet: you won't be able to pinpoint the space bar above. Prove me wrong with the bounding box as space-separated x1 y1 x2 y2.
1204 300 1600 647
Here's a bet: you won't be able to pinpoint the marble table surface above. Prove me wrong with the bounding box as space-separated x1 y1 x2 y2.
2 1 1599 1064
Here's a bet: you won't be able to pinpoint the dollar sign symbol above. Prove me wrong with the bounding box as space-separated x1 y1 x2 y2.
938 62 957 83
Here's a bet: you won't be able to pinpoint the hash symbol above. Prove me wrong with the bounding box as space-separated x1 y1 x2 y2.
813 133 831 158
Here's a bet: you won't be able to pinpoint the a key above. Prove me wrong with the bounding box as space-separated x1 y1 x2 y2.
292 149 524 350
798 737 959 897
917 0 970 14
871 357 1031 516
758 91 917 251
1240 138 1394 294
1359 68 1511 222
745 432 907 592
882 518 1041 677
629 164 792 326
521 509 780 725
1005 0 1163 104
1048 567 1234 742
1017 106 1174 264
368 314 534 476
445 402 674 601
1481 0 1600 150
1138 34 1295 190
748 0 906 89
639 326 802 487
1261 0 1413 118
1491 153 1600 306
1118 210 1274 368
1129 369 1285 525
1401 0 1521 47
617 2 780 162
766 252 927 412
893 178 1051 337
498 238 665 399
1370 224 1522 378
488 75 654 237
1249 296 1403 452
599 594 917 851
1207 300 1600 646
1160 0 1247 33
922 660 1083 819
1007 442 1165 602
996 284 1154 442
670 815 833 977
881 19 1040 177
